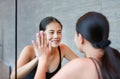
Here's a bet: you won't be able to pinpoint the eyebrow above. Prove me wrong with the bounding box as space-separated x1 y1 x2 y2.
49 30 62 31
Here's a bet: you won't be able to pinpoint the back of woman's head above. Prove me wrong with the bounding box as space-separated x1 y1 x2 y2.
76 12 111 49
76 11 120 79
39 16 62 31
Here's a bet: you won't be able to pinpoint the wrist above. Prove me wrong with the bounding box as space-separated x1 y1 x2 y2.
38 56 48 63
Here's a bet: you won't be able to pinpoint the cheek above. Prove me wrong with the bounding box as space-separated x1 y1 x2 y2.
75 36 80 48
46 34 52 41
59 34 62 39
74 34 77 44
74 37 76 44
74 37 76 43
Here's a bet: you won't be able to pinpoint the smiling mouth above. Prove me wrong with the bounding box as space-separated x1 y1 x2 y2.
51 40 60 44
53 41 59 43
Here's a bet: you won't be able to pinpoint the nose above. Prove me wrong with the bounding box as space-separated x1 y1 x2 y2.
53 33 58 38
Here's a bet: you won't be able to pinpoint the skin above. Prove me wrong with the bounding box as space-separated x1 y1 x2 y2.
34 32 103 79
10 21 78 79
52 33 103 79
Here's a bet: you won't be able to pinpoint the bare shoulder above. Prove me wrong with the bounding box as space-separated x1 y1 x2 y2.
52 58 91 79
59 44 68 54
18 45 34 60
67 58 89 66
67 58 101 79
59 43 78 61
57 58 87 71
59 43 68 49
59 43 72 53
17 45 35 68
59 43 78 59
22 45 34 54
64 58 93 71
23 45 34 51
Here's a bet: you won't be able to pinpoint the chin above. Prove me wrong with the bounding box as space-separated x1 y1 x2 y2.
51 43 60 47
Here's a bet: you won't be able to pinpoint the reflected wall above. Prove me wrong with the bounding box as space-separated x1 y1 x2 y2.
0 1 120 78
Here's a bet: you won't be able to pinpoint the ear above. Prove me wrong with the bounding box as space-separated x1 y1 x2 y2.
78 33 84 44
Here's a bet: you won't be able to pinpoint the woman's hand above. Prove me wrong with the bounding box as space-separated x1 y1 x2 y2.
32 31 52 59
33 31 52 79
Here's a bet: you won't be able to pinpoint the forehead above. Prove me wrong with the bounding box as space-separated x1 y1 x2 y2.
46 22 62 31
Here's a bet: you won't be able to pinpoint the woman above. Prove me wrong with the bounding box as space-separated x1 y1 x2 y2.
34 12 120 79
10 17 78 79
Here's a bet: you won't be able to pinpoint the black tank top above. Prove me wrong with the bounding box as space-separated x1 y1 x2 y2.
24 46 61 79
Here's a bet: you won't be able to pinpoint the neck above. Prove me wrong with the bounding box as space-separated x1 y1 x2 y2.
83 43 104 60
50 46 58 55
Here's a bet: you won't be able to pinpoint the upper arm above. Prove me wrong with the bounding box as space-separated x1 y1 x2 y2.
60 44 78 61
17 45 34 68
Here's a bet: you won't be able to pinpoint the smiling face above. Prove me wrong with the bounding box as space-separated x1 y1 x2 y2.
45 21 62 47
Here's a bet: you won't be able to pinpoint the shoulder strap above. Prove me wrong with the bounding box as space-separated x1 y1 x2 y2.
89 57 101 79
58 46 61 63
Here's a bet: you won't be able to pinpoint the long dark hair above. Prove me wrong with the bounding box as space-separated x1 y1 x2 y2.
76 12 120 79
39 16 62 31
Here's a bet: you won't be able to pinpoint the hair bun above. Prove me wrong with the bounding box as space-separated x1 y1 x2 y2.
97 40 111 49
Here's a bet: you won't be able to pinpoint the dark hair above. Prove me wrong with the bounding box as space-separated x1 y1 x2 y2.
39 16 62 31
76 12 120 79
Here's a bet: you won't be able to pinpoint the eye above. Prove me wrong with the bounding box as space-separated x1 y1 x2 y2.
58 31 62 34
49 31 54 34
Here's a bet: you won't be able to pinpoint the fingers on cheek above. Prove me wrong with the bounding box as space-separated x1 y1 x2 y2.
43 32 47 47
40 31 44 47
36 32 41 48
